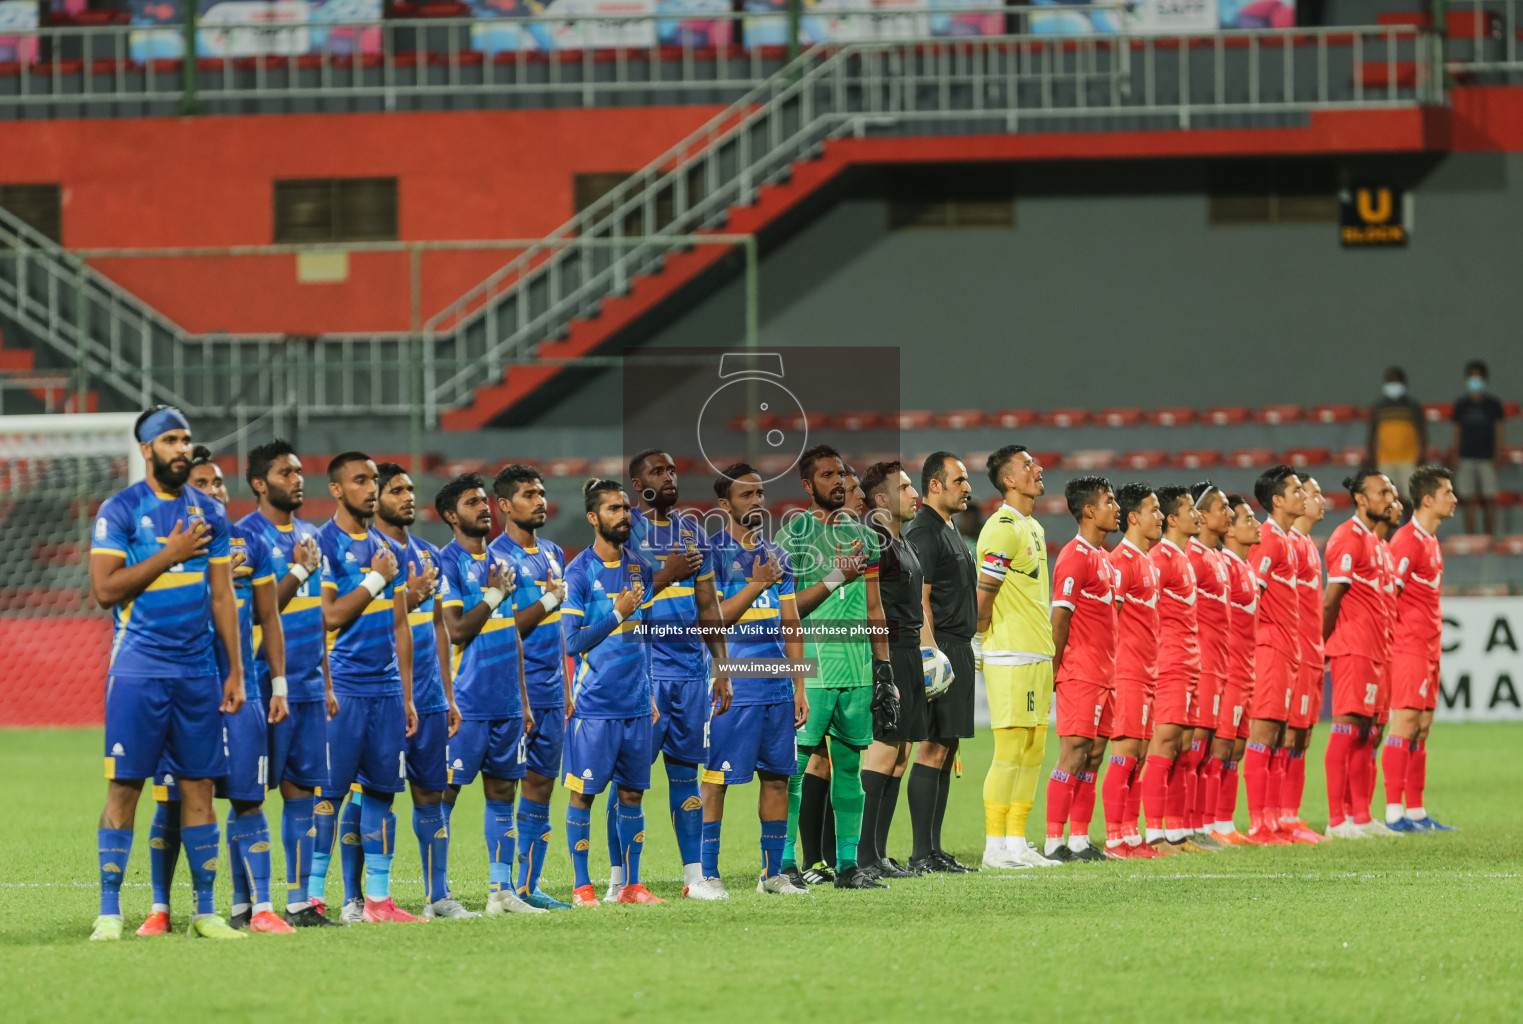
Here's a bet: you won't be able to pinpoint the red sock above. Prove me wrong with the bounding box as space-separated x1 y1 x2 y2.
1406 741 1427 809
1103 755 1136 840
1323 723 1355 827
1243 741 1270 829
1216 759 1239 827
1045 769 1079 839
1164 752 1190 829
1348 731 1375 823
1071 771 1097 835
1381 735 1411 809
1181 742 1205 830
1285 749 1306 819
1197 756 1223 829
1142 755 1173 831
1123 758 1145 835
1265 748 1288 825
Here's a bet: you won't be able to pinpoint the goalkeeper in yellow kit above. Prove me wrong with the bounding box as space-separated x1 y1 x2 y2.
974 445 1060 869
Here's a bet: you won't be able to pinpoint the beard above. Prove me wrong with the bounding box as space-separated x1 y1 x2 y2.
598 522 631 546
266 482 303 513
378 505 415 528
813 483 845 513
341 498 373 522
511 510 547 532
459 517 491 539
153 450 191 488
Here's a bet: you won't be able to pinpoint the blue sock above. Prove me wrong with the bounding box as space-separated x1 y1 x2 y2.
309 793 339 901
181 822 220 918
605 799 622 880
226 809 250 909
148 803 180 909
413 803 449 905
97 827 133 917
516 798 550 894
701 819 721 878
360 793 395 900
666 762 702 868
485 799 517 895
282 796 315 908
231 810 273 909
566 806 592 889
760 818 787 879
442 799 457 895
617 802 646 888
340 794 364 903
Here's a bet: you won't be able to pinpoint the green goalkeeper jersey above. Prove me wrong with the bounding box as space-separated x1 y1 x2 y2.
782 510 879 689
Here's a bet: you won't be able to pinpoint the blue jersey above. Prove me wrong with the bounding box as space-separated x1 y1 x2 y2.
439 540 522 721
388 533 448 716
709 530 796 706
629 507 715 680
91 480 233 678
562 544 655 720
215 523 278 701
317 520 402 697
239 510 326 703
489 532 567 708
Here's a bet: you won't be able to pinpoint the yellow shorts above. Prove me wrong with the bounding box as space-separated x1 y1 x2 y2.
985 661 1055 730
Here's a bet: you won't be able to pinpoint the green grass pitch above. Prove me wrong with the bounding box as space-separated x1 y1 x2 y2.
2 724 1520 1023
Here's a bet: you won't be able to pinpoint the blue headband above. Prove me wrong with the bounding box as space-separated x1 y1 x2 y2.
137 408 190 444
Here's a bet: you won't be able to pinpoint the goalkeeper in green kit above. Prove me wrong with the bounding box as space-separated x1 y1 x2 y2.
780 445 896 891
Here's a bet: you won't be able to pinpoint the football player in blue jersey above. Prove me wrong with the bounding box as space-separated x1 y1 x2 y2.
626 449 731 900
694 463 809 898
87 406 244 941
561 479 664 907
436 473 546 916
317 452 420 924
239 439 342 927
374 464 476 920
488 464 573 910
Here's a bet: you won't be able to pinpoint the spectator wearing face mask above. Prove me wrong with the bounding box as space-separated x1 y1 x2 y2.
1449 359 1507 537
1366 366 1427 507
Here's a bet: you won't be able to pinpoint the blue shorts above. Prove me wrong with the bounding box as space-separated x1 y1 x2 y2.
447 717 525 787
523 706 566 781
327 693 407 795
702 701 797 786
152 700 268 802
651 675 710 765
266 697 329 792
563 715 652 796
407 710 451 793
104 673 224 781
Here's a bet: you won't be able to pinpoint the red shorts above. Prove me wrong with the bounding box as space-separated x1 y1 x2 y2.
1194 669 1225 733
1111 676 1154 740
1288 660 1322 729
1056 678 1115 740
1154 671 1195 727
1249 645 1295 722
1391 651 1440 712
1219 680 1250 739
1330 655 1380 718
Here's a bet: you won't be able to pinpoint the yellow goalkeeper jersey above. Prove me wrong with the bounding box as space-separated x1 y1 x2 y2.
976 503 1053 661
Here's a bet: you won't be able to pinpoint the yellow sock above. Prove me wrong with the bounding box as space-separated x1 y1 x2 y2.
1007 800 1033 839
984 728 1028 837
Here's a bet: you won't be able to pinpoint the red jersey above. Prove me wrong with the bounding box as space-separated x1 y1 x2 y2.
1324 517 1387 660
1187 538 1230 682
1051 535 1117 688
1291 528 1325 666
1150 538 1200 678
1222 548 1258 681
1377 537 1398 660
1249 518 1300 658
1110 538 1160 684
1389 519 1444 660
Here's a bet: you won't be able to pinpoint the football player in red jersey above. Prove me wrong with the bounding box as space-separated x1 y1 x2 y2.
1185 482 1233 849
1104 483 1164 859
1243 466 1305 844
1045 476 1120 863
1279 477 1328 844
1321 470 1397 839
1384 465 1459 832
1210 495 1261 845
1346 496 1403 833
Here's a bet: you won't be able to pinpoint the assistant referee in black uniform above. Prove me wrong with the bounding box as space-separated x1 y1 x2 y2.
902 451 979 873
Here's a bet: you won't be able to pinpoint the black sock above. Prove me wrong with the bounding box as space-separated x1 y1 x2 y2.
821 790 837 868
858 770 890 866
908 763 939 861
877 774 902 862
800 773 828 868
932 763 954 854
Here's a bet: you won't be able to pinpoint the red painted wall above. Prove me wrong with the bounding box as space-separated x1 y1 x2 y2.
0 106 726 333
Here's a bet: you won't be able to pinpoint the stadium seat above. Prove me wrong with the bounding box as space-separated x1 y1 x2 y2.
781 411 830 433
1325 491 1352 510
728 412 781 433
834 410 882 431
439 458 490 477
1495 535 1523 556
1228 448 1275 468
1256 404 1302 425
489 457 540 475
1041 408 1089 428
905 453 930 473
1423 402 1453 422
544 456 591 477
1504 446 1523 465
1147 406 1196 426
897 410 932 430
1336 446 1366 466
1098 407 1142 427
962 451 992 475
1441 534 1492 556
1204 406 1250 425
1284 447 1330 467
1312 404 1361 423
591 456 624 477
1171 449 1220 469
1065 450 1115 470
1119 450 1167 470
1035 495 1068 516
1029 451 1063 471
979 494 1004 517
988 409 1037 429
756 454 795 475
1504 401 1521 418
935 409 984 430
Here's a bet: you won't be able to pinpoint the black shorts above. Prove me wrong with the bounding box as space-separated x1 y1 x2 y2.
877 646 929 744
927 634 976 740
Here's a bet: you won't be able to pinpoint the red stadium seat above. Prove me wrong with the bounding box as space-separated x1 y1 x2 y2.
592 456 624 477
439 458 489 477
1312 404 1361 424
962 451 993 475
834 410 882 431
544 457 591 477
935 409 985 430
1228 448 1275 468
1440 534 1492 556
1505 445 1523 465
780 411 830 433
1423 402 1452 422
1324 491 1352 510
1204 406 1250 425
1504 401 1521 419
1335 446 1366 466
980 494 1004 517
1035 495 1068 516
905 452 930 473
1119 450 1167 470
668 456 695 475
756 454 795 475
1495 535 1523 556
1028 451 1063 471
1064 450 1114 470
1098 407 1141 428
897 410 932 430
1256 404 1302 425
1041 408 1089 428
1284 447 1330 467
1172 449 1220 469
728 412 781 433
989 409 1037 429
1148 406 1196 427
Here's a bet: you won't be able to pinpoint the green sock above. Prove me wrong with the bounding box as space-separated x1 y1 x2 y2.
782 750 808 870
831 743 864 870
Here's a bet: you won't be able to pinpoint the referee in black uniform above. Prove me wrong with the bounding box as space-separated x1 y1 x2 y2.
902 451 979 873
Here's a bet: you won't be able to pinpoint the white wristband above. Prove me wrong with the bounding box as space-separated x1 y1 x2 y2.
270 675 288 698
539 591 562 613
289 564 311 584
613 607 627 626
823 567 846 593
483 588 506 612
361 571 387 599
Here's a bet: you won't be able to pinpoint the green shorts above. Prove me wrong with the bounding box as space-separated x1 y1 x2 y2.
797 686 872 751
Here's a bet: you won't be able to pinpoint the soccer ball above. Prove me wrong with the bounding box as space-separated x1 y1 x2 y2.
921 647 954 700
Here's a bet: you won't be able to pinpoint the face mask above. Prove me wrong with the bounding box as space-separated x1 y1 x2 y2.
1383 381 1406 400
1467 376 1486 393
